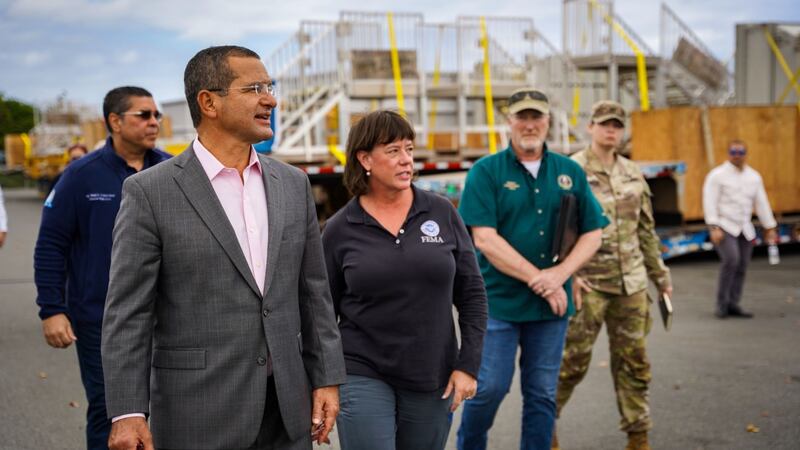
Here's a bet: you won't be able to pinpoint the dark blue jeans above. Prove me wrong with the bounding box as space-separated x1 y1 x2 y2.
457 317 569 450
337 375 453 450
73 320 111 450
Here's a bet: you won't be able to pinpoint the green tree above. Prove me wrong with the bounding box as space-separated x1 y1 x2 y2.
0 93 36 151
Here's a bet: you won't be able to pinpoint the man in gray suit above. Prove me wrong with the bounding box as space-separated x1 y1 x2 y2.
101 45 346 450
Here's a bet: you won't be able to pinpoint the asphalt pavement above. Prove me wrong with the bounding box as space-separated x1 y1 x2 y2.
1 188 798 450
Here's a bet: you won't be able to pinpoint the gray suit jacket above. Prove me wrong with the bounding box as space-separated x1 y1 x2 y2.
102 146 346 449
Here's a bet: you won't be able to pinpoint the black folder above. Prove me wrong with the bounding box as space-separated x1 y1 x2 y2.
658 293 673 331
551 194 578 263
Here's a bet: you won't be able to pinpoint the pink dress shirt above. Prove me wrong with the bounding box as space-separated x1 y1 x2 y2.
112 140 270 423
193 139 270 294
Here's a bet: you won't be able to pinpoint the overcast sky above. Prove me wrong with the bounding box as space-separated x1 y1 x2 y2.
1 0 798 111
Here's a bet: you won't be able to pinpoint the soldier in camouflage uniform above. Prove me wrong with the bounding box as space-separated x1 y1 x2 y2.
552 101 672 450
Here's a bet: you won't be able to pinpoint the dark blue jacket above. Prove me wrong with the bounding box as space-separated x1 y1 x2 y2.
34 137 171 324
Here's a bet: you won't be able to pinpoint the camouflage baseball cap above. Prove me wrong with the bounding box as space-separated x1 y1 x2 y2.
591 100 626 125
508 88 549 115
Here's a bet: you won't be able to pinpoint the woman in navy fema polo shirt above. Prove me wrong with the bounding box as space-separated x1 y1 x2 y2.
322 110 488 450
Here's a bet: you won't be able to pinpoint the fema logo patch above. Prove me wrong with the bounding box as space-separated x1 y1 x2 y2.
421 220 440 237
420 220 444 243
557 174 573 190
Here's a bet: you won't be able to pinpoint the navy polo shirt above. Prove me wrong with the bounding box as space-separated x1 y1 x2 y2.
322 186 488 392
34 137 171 324
459 144 608 322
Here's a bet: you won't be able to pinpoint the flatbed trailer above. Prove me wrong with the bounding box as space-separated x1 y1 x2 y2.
292 157 800 259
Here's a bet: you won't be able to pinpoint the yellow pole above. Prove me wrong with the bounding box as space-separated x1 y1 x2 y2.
19 132 34 173
480 17 498 154
776 66 800 104
20 133 32 160
634 52 650 111
764 27 800 113
764 27 800 99
328 144 346 165
428 27 443 149
387 13 406 118
589 0 650 111
571 78 581 127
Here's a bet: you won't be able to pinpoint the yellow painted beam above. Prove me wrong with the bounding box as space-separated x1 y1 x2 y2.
20 133 32 162
776 66 800 105
480 17 498 154
428 27 443 149
764 26 800 113
329 144 346 165
387 13 406 118
571 77 581 127
589 0 650 111
764 26 800 99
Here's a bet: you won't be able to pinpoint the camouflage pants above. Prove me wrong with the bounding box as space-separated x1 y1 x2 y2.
556 288 653 433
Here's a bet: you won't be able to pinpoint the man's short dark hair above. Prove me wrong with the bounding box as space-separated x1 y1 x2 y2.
343 110 416 196
184 45 261 127
103 86 153 133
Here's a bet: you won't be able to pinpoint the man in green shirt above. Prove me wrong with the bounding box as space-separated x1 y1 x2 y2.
456 88 608 450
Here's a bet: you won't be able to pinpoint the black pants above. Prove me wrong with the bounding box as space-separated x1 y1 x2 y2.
715 231 753 314
247 377 312 450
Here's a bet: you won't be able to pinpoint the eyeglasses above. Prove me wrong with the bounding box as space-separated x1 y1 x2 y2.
728 147 747 156
119 110 163 122
208 82 277 97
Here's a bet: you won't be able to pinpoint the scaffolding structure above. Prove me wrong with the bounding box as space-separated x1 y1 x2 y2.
558 1 734 130
266 11 582 163
158 3 733 163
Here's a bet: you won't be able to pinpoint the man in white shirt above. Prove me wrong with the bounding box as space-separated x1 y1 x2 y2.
702 140 777 319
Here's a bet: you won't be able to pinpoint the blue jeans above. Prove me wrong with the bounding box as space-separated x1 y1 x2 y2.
337 375 453 450
457 317 568 450
73 320 111 450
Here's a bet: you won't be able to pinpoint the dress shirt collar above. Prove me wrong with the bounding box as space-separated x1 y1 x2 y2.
193 139 262 181
722 160 748 173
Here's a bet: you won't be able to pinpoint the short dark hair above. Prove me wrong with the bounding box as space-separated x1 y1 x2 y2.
343 110 416 196
103 86 153 133
184 45 261 127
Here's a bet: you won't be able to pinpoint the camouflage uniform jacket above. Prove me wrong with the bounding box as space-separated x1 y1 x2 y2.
571 149 670 295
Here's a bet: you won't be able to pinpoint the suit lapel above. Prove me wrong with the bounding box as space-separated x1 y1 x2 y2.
260 155 285 298
172 147 262 298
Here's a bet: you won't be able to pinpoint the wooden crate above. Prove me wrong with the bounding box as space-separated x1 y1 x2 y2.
81 120 108 149
3 134 29 168
429 132 459 152
351 50 417 80
465 132 502 150
631 106 799 221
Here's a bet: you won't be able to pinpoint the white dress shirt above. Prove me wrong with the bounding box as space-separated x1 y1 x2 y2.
702 161 776 241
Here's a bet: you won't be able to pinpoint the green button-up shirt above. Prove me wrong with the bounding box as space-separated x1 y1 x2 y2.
571 148 671 295
459 145 609 322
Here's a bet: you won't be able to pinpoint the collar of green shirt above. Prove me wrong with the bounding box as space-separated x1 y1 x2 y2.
505 141 550 162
